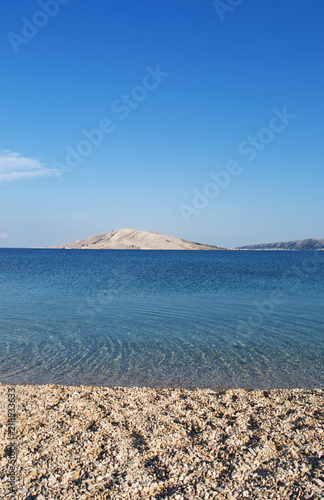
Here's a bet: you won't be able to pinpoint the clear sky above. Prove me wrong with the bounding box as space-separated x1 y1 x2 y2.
1 0 323 248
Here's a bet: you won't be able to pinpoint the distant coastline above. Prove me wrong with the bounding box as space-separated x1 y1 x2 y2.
48 228 227 251
238 238 324 251
47 229 324 251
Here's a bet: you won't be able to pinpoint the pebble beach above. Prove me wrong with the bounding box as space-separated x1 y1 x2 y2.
1 384 324 499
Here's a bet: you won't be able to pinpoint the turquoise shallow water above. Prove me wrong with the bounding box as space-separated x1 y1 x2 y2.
0 249 323 388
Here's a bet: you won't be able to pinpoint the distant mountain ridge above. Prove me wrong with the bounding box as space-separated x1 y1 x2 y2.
50 228 226 250
238 238 324 251
49 231 324 251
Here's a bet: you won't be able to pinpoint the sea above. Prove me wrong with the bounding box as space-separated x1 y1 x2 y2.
0 249 323 389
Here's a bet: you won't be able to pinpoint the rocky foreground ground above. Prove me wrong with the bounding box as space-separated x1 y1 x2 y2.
1 385 324 499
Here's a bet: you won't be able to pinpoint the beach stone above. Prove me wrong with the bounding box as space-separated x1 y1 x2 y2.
1 384 323 499
48 475 56 487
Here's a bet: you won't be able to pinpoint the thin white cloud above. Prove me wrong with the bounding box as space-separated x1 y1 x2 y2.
0 150 58 182
0 232 8 240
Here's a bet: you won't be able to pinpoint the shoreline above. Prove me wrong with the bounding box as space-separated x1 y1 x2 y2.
1 384 324 499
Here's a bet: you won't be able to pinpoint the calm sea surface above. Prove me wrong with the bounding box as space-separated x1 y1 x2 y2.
0 249 323 389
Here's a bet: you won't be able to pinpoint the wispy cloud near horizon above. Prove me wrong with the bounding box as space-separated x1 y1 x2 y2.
0 150 58 182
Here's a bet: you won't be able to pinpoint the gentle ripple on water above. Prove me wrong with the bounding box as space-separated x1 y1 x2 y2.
0 249 324 388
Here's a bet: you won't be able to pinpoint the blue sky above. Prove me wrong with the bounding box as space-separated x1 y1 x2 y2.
1 0 323 248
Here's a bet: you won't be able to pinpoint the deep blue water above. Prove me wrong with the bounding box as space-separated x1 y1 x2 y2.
0 249 323 389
